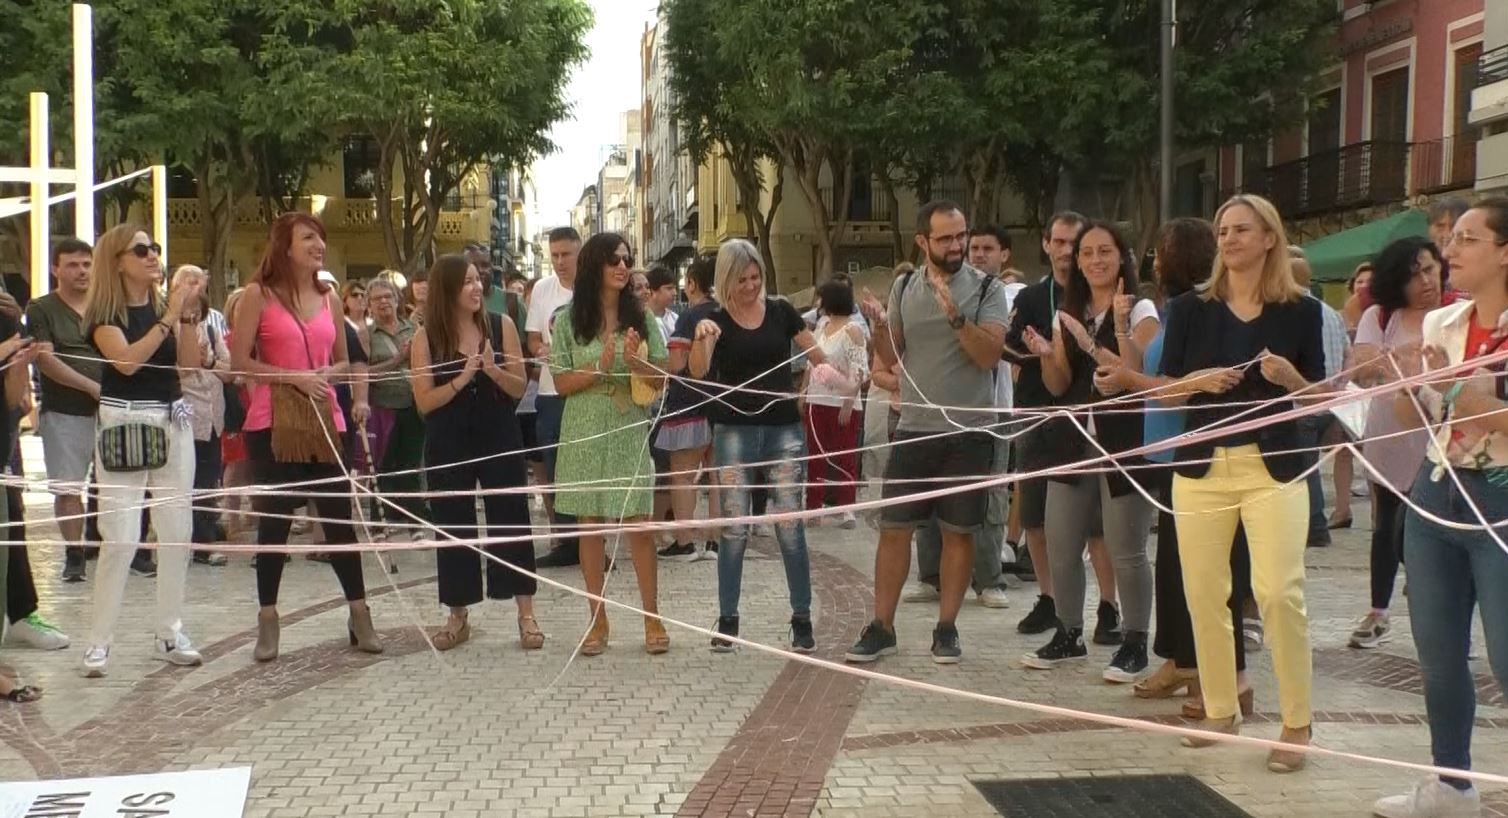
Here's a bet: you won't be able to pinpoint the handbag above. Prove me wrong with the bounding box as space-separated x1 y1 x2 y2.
98 422 168 472
269 299 341 465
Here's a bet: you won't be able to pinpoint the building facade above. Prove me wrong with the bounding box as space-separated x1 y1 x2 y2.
157 139 493 285
1213 0 1485 240
1469 1 1508 193
640 15 698 272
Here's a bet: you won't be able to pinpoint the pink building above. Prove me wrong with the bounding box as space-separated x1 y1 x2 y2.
1215 0 1485 226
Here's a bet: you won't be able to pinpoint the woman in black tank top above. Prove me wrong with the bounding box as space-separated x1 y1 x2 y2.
409 255 539 651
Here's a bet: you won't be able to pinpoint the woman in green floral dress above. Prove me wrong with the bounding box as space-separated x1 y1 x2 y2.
551 232 670 656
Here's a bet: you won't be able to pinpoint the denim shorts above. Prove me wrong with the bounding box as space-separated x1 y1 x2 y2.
880 430 994 531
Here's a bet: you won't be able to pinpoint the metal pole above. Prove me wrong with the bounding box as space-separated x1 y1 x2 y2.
72 3 94 243
152 165 168 270
29 93 50 301
1158 0 1175 224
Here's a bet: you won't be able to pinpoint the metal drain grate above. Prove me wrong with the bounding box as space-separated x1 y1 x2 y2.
974 774 1254 817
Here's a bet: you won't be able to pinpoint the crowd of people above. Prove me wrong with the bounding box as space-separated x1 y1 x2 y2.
0 193 1503 817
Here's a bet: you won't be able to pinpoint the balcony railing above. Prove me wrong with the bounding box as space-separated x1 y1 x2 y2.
1412 134 1478 194
1236 140 1410 218
1477 44 1508 89
167 194 489 233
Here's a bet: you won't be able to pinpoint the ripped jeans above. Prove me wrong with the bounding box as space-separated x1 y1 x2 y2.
713 422 812 619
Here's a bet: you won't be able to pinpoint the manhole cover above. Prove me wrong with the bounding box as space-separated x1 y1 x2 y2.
974 774 1253 817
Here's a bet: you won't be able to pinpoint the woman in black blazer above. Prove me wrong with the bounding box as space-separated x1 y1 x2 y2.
1158 194 1325 773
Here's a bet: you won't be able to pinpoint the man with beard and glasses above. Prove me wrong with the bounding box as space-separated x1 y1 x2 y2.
846 201 1011 665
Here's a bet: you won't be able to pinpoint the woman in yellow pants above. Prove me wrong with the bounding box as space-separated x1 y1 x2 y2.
1156 194 1326 773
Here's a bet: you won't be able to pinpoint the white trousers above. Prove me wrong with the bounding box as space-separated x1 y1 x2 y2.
88 402 195 647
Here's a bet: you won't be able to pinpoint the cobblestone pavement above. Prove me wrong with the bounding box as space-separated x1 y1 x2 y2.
0 434 1503 817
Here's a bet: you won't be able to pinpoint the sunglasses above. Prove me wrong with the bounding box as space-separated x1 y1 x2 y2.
609 254 635 269
123 242 162 259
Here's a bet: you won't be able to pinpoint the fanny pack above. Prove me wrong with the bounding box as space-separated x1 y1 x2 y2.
98 422 167 472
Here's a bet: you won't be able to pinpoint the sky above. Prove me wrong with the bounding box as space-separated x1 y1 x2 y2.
532 0 659 231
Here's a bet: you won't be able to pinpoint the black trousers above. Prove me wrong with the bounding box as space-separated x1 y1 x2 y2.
192 433 222 545
7 482 34 624
248 430 366 606
1371 481 1407 610
430 451 537 607
1150 467 1250 672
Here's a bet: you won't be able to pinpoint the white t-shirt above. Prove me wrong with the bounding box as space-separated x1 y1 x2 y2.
993 282 1027 410
525 275 574 396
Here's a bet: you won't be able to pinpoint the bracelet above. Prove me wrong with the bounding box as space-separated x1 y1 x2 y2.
156 320 172 335
451 380 462 394
1442 381 1467 406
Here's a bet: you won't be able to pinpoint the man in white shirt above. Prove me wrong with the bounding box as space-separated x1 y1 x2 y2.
527 227 583 567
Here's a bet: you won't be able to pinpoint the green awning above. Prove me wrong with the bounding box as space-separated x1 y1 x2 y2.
1302 208 1430 283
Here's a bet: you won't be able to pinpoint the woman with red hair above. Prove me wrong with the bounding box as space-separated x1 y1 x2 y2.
230 213 380 662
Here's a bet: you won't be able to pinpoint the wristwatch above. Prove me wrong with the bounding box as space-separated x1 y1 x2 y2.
948 313 966 331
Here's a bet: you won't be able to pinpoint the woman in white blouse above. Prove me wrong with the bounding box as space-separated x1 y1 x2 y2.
803 279 869 527
1374 198 1508 817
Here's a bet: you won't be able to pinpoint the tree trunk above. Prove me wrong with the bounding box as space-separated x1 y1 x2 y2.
778 134 837 289
726 141 783 289
1127 156 1160 279
371 123 405 272
876 170 903 264
195 155 242 306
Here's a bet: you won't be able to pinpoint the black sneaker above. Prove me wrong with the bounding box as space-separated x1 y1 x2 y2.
536 545 581 568
657 542 699 562
62 547 86 583
1016 594 1056 635
930 622 962 664
1103 631 1150 683
844 619 897 663
711 616 739 652
1021 626 1087 669
1093 599 1123 646
790 615 815 654
129 550 157 578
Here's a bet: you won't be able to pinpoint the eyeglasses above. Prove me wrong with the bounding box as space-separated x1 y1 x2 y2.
609 254 635 269
123 242 162 259
1448 231 1508 248
928 231 969 248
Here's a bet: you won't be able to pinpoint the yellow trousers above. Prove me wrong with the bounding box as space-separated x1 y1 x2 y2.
1172 445 1312 728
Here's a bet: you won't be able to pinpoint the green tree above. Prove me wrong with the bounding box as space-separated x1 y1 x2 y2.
664 0 785 283
324 0 590 273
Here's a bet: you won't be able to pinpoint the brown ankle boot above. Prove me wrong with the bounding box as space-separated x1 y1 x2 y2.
253 609 280 662
348 602 384 654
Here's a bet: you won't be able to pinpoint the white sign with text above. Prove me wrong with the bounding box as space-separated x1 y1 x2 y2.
0 767 251 818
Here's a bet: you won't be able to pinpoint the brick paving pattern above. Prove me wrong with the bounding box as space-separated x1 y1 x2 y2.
0 435 1505 817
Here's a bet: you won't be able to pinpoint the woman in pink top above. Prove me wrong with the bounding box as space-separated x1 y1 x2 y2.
230 213 380 662
1344 236 1443 650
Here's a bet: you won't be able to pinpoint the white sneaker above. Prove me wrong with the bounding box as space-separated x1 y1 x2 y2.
839 511 857 529
5 613 70 650
902 582 940 603
1373 776 1480 818
410 529 427 543
977 586 1010 608
155 632 204 667
371 527 389 543
81 645 109 677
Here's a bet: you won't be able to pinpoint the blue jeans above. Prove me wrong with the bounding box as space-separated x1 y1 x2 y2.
1404 465 1508 780
713 423 812 619
534 395 578 550
1296 416 1328 544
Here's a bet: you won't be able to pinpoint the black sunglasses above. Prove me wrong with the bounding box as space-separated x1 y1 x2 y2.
123 242 162 259
610 254 635 269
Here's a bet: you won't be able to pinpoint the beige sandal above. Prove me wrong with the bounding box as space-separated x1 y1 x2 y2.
432 612 470 652
519 616 545 650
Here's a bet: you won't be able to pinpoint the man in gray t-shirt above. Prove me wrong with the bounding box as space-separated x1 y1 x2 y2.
846 202 1009 665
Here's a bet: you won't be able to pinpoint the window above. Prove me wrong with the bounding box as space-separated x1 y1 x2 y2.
343 137 381 198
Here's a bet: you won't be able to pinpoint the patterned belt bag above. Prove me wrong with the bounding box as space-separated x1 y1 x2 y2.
97 422 168 472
